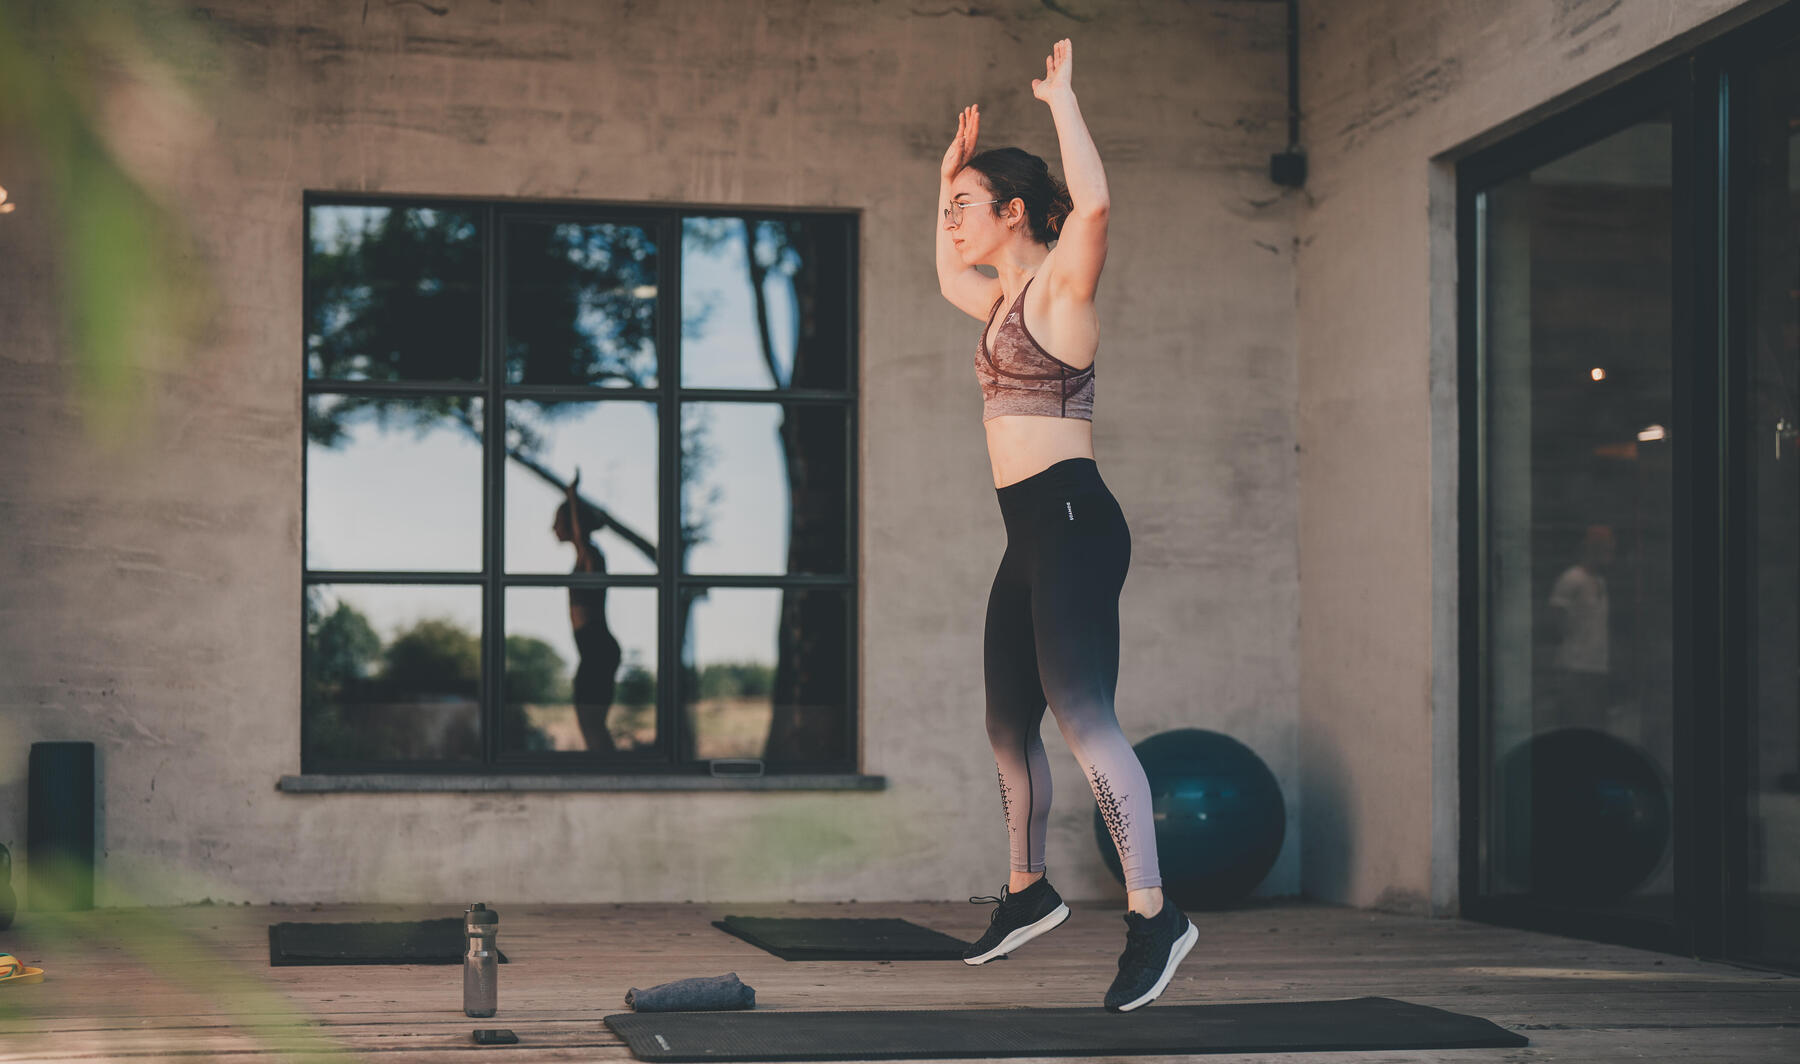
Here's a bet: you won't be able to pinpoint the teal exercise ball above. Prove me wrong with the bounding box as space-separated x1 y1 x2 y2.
1494 727 1669 903
1094 728 1285 909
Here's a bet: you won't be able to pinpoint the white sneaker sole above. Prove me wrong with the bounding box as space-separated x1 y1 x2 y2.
1113 918 1198 1012
962 902 1071 965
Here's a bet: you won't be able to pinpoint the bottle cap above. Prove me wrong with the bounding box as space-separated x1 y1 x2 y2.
466 902 498 925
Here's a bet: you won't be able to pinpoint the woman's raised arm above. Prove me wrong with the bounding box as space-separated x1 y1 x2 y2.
936 105 1002 320
1035 40 1109 302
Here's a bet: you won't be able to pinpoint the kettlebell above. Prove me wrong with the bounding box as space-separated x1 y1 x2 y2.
0 843 15 930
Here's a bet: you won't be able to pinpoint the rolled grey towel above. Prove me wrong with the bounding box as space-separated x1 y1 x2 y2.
624 972 756 1012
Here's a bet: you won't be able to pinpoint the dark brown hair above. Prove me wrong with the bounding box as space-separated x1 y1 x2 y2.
554 498 607 539
964 147 1074 245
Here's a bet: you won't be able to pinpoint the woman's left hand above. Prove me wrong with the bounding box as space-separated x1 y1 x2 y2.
1031 38 1074 102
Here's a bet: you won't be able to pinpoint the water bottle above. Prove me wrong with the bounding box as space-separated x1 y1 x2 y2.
463 902 498 1017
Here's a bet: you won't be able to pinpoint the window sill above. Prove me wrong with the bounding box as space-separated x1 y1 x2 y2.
277 773 887 794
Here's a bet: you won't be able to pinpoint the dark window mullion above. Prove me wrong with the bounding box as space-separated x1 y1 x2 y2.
843 388 859 771
485 203 504 767
842 215 861 773
503 386 662 403
672 574 855 589
662 212 685 766
677 388 856 403
306 571 486 585
507 572 662 589
302 379 484 398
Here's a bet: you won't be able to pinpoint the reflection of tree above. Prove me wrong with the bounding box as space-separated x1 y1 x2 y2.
306 210 670 565
741 220 850 765
303 590 501 761
503 634 570 752
677 218 848 766
307 213 724 759
383 619 480 696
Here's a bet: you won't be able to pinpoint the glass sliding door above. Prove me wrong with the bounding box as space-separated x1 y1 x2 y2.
1470 111 1679 936
1462 4 1800 969
1742 36 1800 971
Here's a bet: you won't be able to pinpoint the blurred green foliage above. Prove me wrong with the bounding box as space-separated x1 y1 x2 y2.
0 0 229 443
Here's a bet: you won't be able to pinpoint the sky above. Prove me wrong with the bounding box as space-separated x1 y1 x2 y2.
305 212 824 675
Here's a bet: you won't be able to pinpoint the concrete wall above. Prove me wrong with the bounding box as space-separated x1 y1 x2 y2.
0 0 1300 906
1294 0 1784 914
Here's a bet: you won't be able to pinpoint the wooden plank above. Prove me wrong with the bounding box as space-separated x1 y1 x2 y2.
0 901 1794 1062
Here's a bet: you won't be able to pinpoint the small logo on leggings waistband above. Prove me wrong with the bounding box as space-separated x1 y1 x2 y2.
1066 501 1074 521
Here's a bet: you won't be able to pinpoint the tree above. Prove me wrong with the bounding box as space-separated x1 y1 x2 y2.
380 618 479 698
504 635 571 705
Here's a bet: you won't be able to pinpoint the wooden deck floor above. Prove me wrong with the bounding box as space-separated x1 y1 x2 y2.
2 898 1796 1062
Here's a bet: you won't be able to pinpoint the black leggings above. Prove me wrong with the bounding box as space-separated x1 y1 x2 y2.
984 457 1161 892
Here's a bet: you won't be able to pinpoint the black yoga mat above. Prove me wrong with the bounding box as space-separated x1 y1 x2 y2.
268 917 511 966
604 997 1527 1061
712 916 970 960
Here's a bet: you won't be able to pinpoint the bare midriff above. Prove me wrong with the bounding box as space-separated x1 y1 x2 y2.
985 413 1096 489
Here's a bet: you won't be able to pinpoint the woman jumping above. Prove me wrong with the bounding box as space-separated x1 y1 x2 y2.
939 39 1197 1012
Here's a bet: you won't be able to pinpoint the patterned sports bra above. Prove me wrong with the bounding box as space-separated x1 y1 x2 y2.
974 276 1095 422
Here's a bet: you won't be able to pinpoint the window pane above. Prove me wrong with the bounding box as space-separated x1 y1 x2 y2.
504 220 658 387
681 402 847 575
1478 117 1675 923
679 587 849 766
306 205 482 382
681 217 850 390
303 584 483 764
306 395 483 572
504 400 659 575
502 586 658 757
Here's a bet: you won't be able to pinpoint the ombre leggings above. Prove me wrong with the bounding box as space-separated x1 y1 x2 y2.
984 457 1161 891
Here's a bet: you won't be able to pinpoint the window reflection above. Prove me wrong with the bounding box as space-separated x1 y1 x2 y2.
681 217 850 390
306 395 484 572
1479 117 1675 920
306 205 482 382
679 587 848 766
504 401 658 575
681 402 846 575
505 220 658 387
503 587 658 756
302 201 856 775
303 584 483 764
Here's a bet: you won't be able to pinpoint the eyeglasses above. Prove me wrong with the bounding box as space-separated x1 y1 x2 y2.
943 199 999 228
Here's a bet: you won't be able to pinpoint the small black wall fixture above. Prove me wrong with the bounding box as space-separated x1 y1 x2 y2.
1270 0 1308 188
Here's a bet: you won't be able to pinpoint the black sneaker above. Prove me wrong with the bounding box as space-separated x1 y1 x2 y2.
962 876 1071 965
1103 899 1197 1011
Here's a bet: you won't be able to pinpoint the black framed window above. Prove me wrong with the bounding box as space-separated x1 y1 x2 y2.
301 198 858 775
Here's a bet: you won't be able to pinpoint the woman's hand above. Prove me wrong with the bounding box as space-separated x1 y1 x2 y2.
1031 38 1074 102
941 104 979 181
566 468 581 499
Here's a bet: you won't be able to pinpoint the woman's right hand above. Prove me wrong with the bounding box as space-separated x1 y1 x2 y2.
941 105 979 181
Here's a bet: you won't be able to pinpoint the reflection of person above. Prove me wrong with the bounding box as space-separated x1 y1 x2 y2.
1546 524 1615 730
937 40 1195 1012
553 470 624 755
